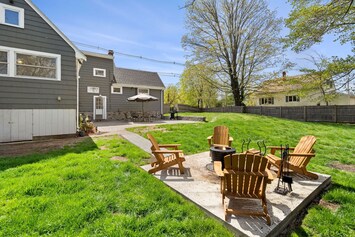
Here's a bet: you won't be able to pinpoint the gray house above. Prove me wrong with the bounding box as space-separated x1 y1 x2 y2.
79 51 165 121
0 0 86 142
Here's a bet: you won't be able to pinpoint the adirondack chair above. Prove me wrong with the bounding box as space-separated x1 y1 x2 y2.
214 153 273 225
266 135 318 179
207 126 233 148
147 134 185 174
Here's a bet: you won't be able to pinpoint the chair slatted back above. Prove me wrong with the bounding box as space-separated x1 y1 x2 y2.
147 134 164 163
290 135 316 167
224 153 268 198
213 126 230 146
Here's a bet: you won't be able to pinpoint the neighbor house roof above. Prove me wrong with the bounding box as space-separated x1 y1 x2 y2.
254 74 317 95
24 0 86 61
114 68 165 90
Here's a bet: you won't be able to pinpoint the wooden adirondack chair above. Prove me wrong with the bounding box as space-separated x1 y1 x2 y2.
214 153 273 225
207 126 233 147
147 134 185 174
266 135 318 179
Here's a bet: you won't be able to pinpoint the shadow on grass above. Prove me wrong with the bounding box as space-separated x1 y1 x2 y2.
0 137 98 172
329 183 355 193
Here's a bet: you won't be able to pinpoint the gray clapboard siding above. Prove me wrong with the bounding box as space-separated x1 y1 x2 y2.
110 88 162 112
79 55 114 112
0 0 77 110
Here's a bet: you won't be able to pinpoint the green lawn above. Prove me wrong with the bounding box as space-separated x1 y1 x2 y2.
0 136 233 236
129 112 355 237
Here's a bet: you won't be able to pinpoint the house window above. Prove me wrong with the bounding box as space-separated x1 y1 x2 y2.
87 86 100 94
93 68 106 77
0 51 8 75
259 97 274 105
137 88 149 95
286 95 300 102
111 85 122 94
0 3 25 28
0 46 61 80
16 53 57 79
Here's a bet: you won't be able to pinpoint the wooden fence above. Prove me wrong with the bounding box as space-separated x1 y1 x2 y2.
206 105 355 123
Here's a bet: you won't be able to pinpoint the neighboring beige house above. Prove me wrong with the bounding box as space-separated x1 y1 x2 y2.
249 73 355 106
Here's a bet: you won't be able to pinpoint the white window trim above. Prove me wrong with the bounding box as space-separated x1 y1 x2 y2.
87 86 100 94
0 3 25 28
137 88 150 95
0 49 10 76
0 45 61 81
111 85 123 94
93 68 106 78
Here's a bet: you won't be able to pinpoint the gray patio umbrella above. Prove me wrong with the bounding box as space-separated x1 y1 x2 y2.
127 94 159 114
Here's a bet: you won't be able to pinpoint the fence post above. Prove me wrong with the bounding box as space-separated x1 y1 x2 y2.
280 106 282 118
304 106 307 122
260 106 262 115
334 105 337 123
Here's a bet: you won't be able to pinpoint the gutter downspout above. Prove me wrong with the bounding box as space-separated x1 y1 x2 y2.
161 90 164 116
76 59 84 129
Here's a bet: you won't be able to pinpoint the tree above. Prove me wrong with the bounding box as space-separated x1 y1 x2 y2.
182 0 283 106
180 63 218 108
291 54 355 105
164 84 180 107
284 0 355 52
285 0 355 98
297 54 337 106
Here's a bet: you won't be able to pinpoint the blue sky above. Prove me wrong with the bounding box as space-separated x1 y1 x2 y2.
32 0 352 86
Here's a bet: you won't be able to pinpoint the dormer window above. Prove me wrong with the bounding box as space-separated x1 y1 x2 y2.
0 3 25 28
93 68 106 77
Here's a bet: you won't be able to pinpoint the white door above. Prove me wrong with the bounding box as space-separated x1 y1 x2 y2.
0 110 33 142
93 96 107 120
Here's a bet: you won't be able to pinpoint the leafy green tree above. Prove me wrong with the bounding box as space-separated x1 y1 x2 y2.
182 0 283 106
164 84 180 107
284 0 354 52
285 0 355 98
180 63 218 108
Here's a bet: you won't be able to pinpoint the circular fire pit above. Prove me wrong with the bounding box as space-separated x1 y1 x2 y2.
210 145 236 169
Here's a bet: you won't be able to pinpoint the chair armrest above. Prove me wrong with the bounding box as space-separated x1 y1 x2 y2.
267 146 295 149
228 136 233 146
265 169 274 183
158 144 181 149
207 135 213 147
212 144 230 149
267 146 295 154
152 150 183 154
213 161 224 177
289 153 315 157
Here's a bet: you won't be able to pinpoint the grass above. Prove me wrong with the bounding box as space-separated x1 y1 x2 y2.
0 135 233 236
129 112 355 237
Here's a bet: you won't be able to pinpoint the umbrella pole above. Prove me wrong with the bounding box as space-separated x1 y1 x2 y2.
142 102 144 119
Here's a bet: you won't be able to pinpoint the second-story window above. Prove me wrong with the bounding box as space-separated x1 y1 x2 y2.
137 88 149 95
286 95 300 102
0 51 8 75
0 3 25 28
93 68 106 77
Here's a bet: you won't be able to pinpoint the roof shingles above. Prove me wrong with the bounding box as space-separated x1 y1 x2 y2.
114 68 165 89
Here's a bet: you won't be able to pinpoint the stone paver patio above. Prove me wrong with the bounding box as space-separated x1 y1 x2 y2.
141 152 331 237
